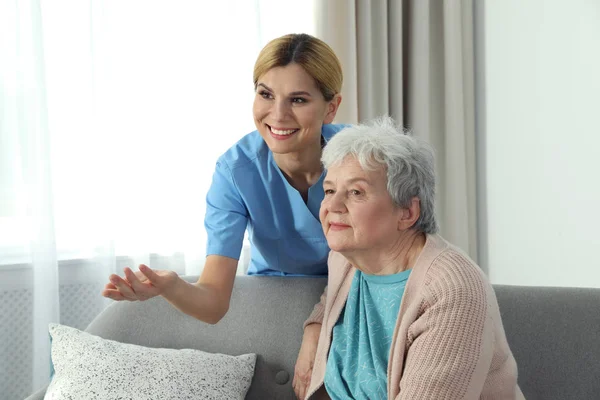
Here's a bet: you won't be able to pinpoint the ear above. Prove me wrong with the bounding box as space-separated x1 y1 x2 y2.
398 197 421 231
323 94 342 124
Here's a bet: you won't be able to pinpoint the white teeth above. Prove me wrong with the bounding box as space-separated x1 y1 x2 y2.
270 127 297 136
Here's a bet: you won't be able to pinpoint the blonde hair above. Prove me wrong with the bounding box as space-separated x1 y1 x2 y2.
253 33 343 101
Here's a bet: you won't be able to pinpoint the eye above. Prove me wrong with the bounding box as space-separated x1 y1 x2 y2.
324 189 335 195
350 189 362 196
258 90 273 100
292 97 307 104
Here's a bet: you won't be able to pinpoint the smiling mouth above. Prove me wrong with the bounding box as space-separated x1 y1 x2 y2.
268 124 299 136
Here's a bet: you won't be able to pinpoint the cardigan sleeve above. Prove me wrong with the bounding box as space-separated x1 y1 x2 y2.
396 257 495 399
303 286 327 328
303 250 342 329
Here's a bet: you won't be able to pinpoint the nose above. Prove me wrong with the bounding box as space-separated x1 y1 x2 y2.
272 98 290 121
326 191 347 213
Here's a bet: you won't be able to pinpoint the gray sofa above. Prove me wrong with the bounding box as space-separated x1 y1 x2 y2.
26 276 600 400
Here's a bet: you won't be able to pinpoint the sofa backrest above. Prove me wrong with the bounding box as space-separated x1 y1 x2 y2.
82 276 600 400
494 284 600 400
86 276 327 400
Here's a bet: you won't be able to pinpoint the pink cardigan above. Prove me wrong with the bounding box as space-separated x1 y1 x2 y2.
305 234 525 400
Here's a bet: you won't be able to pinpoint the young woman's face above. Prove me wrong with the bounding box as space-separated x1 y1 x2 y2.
253 63 338 155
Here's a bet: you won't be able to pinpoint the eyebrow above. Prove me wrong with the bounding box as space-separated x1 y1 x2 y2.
257 83 313 97
323 177 371 186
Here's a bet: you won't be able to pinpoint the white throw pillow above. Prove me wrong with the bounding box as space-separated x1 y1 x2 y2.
45 323 256 400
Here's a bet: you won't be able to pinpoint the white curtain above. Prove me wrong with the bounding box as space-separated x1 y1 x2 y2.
0 0 60 394
317 0 479 261
0 1 317 398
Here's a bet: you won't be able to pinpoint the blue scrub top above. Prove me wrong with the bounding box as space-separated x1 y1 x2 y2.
205 123 348 276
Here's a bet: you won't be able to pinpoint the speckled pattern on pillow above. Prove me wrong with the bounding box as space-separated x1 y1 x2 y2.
44 323 256 400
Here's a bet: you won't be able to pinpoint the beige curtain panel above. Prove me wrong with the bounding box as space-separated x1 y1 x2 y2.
317 0 478 262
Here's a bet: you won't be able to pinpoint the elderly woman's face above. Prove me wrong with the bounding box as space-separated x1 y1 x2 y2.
253 63 336 155
320 156 403 254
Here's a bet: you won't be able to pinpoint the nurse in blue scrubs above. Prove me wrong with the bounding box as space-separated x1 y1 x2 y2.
103 33 344 322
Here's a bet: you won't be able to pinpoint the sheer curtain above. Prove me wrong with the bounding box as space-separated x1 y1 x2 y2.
0 1 317 398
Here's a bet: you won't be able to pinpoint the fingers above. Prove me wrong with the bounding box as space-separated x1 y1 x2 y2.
108 273 138 301
138 264 160 283
102 288 129 301
102 264 163 302
292 369 311 400
292 375 298 398
300 374 309 400
123 267 149 300
293 377 308 400
124 266 144 286
293 382 300 400
124 265 161 301
298 384 306 400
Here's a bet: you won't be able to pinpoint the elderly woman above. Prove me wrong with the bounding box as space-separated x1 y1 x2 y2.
302 117 524 399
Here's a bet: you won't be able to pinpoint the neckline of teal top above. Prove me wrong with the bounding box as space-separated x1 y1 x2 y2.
360 268 412 284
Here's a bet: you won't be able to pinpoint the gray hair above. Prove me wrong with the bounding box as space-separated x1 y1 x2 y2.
322 116 438 234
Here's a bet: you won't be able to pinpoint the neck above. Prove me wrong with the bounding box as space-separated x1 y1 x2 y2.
273 138 323 190
345 230 426 276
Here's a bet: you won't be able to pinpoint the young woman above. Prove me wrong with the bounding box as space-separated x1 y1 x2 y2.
102 33 344 325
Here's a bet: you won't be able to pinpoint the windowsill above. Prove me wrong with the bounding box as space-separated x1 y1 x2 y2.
0 251 190 274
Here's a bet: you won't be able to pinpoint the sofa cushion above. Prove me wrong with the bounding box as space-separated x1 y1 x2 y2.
84 276 328 400
45 323 256 400
494 285 600 400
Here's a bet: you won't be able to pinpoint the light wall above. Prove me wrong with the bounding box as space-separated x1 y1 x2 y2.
477 0 600 287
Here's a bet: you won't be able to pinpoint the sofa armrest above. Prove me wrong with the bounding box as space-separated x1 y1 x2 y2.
23 386 47 400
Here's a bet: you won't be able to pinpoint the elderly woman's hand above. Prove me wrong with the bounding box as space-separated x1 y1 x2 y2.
102 264 179 301
293 323 321 399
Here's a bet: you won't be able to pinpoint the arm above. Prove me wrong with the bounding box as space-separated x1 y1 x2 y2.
293 285 327 399
396 269 494 399
102 159 246 324
163 255 238 324
293 322 321 400
303 285 327 328
302 250 340 328
102 255 238 324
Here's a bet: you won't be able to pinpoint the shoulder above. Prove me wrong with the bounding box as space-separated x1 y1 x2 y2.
421 241 491 307
327 251 352 282
322 123 351 141
328 250 349 268
430 247 486 284
216 129 269 171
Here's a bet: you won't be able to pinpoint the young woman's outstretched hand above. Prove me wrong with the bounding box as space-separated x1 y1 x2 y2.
101 256 238 324
102 264 179 302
